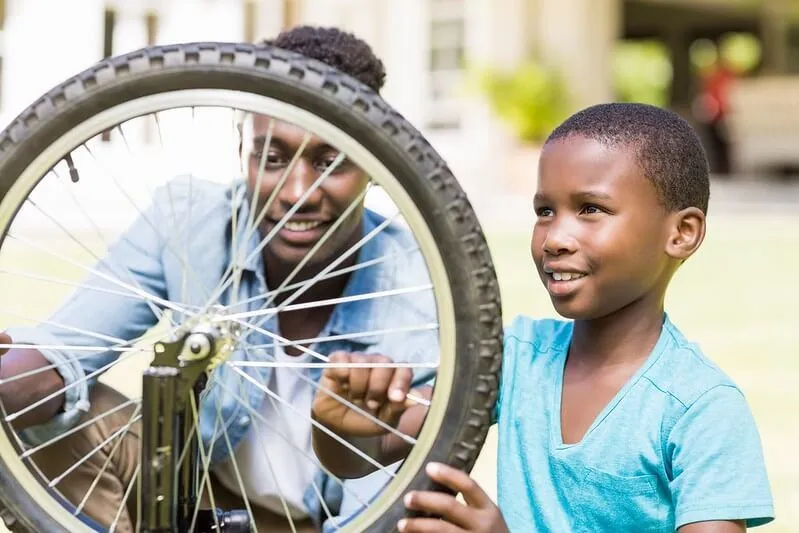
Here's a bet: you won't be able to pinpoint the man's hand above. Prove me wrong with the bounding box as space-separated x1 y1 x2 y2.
399 463 509 533
312 351 414 437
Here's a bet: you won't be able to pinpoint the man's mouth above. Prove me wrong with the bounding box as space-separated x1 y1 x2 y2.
282 220 325 232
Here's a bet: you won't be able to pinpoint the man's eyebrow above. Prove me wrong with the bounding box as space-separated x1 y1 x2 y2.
251 135 332 152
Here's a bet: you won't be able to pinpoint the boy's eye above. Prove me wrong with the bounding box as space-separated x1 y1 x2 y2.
536 207 554 217
315 153 350 173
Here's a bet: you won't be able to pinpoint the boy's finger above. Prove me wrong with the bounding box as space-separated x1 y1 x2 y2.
403 490 472 529
425 462 491 509
398 517 463 533
388 366 412 404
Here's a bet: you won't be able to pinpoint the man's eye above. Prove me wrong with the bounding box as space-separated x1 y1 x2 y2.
536 207 553 217
252 151 285 167
581 204 604 215
315 154 349 172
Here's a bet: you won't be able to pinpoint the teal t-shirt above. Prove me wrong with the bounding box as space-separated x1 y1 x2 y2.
495 315 774 532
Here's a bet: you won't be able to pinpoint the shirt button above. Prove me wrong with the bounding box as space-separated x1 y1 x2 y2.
238 415 250 427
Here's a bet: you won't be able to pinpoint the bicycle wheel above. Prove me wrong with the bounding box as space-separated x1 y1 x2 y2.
0 42 502 532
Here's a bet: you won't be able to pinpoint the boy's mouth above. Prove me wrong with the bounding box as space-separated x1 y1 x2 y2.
548 271 585 282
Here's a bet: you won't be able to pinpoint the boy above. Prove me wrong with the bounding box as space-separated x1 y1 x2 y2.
311 103 775 532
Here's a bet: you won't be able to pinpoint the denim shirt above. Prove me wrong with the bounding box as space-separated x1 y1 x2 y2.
7 176 438 527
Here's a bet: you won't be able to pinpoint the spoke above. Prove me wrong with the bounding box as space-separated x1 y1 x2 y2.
73 403 142 517
6 232 192 317
240 323 439 350
213 378 370 510
0 324 182 388
248 182 373 313
0 268 178 308
200 146 339 313
22 398 140 458
152 112 179 231
187 392 221 533
225 284 433 323
237 215 400 348
225 244 421 311
108 463 140 533
231 366 400 475
47 412 142 487
0 343 135 353
81 142 210 303
232 319 430 410
230 361 439 370
0 308 128 345
3 324 178 422
48 166 174 325
213 396 259 533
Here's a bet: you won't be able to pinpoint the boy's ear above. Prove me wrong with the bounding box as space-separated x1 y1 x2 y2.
665 207 706 260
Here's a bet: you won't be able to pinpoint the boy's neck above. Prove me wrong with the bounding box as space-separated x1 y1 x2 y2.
570 295 666 368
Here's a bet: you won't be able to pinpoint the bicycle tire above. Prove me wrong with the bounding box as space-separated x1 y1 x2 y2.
0 42 502 533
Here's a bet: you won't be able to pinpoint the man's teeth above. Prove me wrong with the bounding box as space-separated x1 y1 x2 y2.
283 220 323 232
552 272 585 281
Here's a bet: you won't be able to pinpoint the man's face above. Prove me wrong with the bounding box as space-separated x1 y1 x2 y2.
246 115 370 269
531 135 673 320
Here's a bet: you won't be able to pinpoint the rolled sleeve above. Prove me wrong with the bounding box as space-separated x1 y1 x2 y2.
3 326 90 445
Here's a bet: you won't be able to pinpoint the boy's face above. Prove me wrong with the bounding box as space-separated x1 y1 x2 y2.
531 135 675 320
247 115 370 268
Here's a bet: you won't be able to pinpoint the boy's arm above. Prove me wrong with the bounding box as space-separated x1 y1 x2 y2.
311 352 431 478
678 521 745 533
399 462 509 533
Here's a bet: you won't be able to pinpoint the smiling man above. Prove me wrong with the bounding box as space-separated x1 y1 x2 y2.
0 26 437 533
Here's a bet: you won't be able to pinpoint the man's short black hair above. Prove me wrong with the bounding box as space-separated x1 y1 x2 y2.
545 102 710 213
260 25 386 93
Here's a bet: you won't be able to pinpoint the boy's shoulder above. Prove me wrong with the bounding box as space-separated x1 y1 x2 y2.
645 317 742 409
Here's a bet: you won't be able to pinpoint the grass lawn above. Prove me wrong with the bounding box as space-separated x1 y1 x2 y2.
0 212 796 531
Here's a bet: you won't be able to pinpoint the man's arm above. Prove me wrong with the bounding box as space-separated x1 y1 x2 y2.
0 183 175 435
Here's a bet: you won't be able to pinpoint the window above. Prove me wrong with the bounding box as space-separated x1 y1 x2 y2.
427 0 465 130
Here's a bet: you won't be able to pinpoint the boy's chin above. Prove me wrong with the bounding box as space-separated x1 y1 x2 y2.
551 300 600 321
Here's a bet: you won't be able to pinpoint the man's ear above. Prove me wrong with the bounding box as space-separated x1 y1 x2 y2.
665 207 706 260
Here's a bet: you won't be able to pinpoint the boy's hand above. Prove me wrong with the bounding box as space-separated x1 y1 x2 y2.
399 463 509 533
312 351 414 437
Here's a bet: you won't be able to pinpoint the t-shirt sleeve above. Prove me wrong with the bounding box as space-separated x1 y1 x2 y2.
667 384 774 528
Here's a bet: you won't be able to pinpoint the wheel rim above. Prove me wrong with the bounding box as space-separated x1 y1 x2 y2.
0 89 456 532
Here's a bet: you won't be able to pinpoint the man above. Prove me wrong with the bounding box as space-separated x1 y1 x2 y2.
0 25 437 532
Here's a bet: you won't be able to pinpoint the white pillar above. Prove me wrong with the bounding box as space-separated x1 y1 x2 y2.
536 0 620 108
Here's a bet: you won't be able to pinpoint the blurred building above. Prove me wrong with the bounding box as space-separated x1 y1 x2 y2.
0 0 796 200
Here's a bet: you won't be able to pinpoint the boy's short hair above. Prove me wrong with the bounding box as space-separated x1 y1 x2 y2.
260 26 387 93
545 103 710 213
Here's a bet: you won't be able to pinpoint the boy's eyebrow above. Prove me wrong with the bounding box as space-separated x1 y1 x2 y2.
573 190 614 202
251 135 334 153
533 190 614 203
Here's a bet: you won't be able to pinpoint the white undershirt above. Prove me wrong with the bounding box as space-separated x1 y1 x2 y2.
213 345 317 519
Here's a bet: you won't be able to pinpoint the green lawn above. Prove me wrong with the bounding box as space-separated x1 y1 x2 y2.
469 213 799 532
1 212 797 531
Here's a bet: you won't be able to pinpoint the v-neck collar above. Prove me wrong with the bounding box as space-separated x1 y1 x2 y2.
550 315 672 450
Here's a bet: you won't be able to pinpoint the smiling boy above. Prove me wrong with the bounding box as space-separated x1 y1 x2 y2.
312 103 775 532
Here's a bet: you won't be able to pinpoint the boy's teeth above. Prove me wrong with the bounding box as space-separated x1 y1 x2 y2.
552 272 584 281
283 220 323 232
